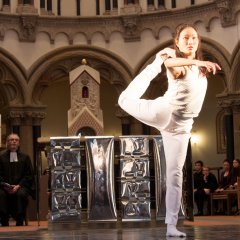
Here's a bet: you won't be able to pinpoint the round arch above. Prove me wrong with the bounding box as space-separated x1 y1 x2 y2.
0 47 28 106
229 41 240 92
28 45 134 105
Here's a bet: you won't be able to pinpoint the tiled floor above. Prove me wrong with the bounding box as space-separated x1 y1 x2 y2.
0 217 240 239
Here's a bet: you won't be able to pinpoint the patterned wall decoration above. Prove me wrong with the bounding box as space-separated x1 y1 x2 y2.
119 136 151 221
50 136 81 222
85 136 117 221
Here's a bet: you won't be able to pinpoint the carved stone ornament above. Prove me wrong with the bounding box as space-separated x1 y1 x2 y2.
19 15 38 42
122 15 141 42
217 0 236 27
3 109 46 126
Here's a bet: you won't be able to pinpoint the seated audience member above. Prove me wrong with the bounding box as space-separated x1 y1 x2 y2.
194 166 218 216
229 158 240 189
215 159 231 192
0 133 35 227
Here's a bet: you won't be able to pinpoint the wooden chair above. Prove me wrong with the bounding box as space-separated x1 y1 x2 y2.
210 189 238 215
236 177 240 215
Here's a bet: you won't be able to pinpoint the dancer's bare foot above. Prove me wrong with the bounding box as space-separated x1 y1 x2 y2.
166 224 186 237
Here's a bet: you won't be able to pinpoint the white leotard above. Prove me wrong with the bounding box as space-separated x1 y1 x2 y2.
164 65 207 118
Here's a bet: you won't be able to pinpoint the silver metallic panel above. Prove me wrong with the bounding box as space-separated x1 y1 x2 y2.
120 157 149 178
51 191 81 221
49 137 81 222
119 136 151 221
120 136 149 157
153 136 166 220
85 136 117 221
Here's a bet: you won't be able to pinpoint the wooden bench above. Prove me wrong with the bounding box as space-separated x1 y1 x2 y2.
210 189 238 215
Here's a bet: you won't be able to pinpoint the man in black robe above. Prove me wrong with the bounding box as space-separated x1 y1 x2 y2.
0 133 35 226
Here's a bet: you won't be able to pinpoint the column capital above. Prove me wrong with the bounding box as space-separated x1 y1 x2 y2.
217 92 240 109
2 106 47 126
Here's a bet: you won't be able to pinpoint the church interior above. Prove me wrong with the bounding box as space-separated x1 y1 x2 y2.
0 0 240 239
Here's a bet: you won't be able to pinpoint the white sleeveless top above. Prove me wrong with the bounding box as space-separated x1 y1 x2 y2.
164 65 207 118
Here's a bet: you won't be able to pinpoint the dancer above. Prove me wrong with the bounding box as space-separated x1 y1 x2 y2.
118 24 221 237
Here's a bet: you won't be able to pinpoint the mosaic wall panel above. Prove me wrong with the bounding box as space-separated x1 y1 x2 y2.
153 136 184 220
85 136 117 221
119 136 151 221
50 137 81 222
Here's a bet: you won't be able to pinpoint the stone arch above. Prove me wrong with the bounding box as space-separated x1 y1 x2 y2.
229 41 240 92
28 45 133 104
201 37 231 92
0 47 28 107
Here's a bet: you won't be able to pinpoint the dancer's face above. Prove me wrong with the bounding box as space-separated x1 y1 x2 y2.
175 27 199 59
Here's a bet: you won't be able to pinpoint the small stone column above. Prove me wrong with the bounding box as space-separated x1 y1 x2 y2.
4 108 46 162
233 105 240 160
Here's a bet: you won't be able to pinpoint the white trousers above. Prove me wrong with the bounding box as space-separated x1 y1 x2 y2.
118 57 192 225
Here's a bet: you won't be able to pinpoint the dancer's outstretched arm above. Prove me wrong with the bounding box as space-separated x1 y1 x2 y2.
164 58 221 79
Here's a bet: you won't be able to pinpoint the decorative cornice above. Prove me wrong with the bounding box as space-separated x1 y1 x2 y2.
1 106 47 124
0 1 239 43
216 91 240 108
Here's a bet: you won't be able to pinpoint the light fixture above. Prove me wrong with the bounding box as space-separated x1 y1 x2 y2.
191 133 199 145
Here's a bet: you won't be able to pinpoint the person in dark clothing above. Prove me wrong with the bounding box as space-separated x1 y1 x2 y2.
229 159 240 189
215 159 231 192
193 160 204 192
194 166 218 216
0 133 35 226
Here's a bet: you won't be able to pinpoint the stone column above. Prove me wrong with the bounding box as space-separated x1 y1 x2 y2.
233 105 240 161
115 106 131 135
19 115 34 162
224 107 234 162
131 118 143 135
4 108 46 162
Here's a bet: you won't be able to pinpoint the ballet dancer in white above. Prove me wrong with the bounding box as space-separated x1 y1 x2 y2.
118 24 221 237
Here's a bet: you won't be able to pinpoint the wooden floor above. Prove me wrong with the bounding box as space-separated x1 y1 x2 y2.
0 216 240 239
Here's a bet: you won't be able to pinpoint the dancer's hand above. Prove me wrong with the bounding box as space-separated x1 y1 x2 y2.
195 60 221 75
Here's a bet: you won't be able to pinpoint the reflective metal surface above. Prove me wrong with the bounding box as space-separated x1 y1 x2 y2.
119 136 151 221
85 136 117 221
153 136 166 220
50 137 81 222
